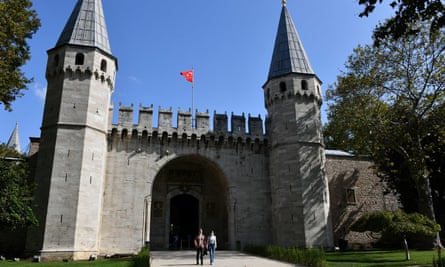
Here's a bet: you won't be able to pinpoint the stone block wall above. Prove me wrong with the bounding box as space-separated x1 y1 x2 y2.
326 152 400 248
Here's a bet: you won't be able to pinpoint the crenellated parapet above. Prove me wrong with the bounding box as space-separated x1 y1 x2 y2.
46 64 114 89
109 104 267 146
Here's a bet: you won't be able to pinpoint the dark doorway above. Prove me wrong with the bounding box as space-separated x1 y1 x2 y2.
170 194 198 249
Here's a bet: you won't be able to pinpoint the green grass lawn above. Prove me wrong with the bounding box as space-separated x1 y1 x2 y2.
0 258 132 267
325 250 437 267
0 250 440 267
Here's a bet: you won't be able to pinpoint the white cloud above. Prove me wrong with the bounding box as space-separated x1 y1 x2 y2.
34 85 47 101
128 75 141 83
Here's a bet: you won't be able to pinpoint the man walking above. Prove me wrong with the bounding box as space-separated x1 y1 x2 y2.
194 228 206 265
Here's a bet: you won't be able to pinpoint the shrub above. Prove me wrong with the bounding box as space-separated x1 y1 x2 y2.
433 248 444 267
351 210 441 248
132 246 150 267
243 244 267 257
244 244 325 267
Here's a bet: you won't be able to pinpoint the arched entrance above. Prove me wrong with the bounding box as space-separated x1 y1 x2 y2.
169 194 198 249
149 155 230 250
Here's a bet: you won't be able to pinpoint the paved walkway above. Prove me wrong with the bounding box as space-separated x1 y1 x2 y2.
150 250 303 267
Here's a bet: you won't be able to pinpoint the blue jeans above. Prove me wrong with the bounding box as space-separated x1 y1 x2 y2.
208 244 215 264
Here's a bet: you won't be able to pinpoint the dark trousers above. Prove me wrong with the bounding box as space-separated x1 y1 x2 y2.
196 247 203 265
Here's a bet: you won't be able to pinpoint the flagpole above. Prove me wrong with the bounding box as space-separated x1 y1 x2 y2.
192 68 194 128
180 68 195 128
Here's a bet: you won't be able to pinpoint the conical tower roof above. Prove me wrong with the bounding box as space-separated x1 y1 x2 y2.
267 3 314 79
7 122 21 153
56 0 111 54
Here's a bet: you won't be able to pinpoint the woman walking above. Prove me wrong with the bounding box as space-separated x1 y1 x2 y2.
208 230 217 265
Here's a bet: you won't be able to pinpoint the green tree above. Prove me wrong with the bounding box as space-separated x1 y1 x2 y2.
0 0 40 111
0 144 37 230
324 22 445 246
351 210 440 256
358 0 445 45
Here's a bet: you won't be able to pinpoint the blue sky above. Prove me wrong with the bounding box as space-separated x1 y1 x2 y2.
0 0 393 152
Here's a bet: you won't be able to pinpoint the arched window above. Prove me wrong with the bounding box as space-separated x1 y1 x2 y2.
53 54 59 67
100 59 107 72
301 80 308 90
279 81 287 92
75 53 84 65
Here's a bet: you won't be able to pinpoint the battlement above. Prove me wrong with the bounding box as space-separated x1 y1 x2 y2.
110 104 266 142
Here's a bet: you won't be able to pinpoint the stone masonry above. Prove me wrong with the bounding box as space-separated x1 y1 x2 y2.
326 153 400 247
19 0 400 261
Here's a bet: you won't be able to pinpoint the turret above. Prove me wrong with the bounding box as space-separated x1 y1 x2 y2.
26 0 117 260
263 2 333 248
7 122 21 153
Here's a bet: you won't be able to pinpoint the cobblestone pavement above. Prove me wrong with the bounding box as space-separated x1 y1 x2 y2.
150 250 304 267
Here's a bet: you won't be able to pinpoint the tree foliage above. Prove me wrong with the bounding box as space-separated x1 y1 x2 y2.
0 0 40 111
324 22 445 227
358 0 445 45
0 144 37 230
352 210 441 238
352 210 441 250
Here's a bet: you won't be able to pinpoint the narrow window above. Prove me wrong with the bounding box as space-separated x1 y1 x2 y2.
301 80 308 90
75 53 84 65
266 88 270 99
100 59 107 72
279 81 287 92
53 54 59 67
346 188 357 204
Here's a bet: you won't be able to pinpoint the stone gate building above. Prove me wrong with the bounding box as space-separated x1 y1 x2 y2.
22 0 398 260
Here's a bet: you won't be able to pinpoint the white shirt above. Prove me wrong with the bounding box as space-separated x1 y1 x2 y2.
209 234 217 248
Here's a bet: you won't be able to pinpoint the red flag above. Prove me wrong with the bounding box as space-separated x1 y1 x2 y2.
180 70 194 83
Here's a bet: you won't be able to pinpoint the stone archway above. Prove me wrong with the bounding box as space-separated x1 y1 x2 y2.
149 155 230 250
